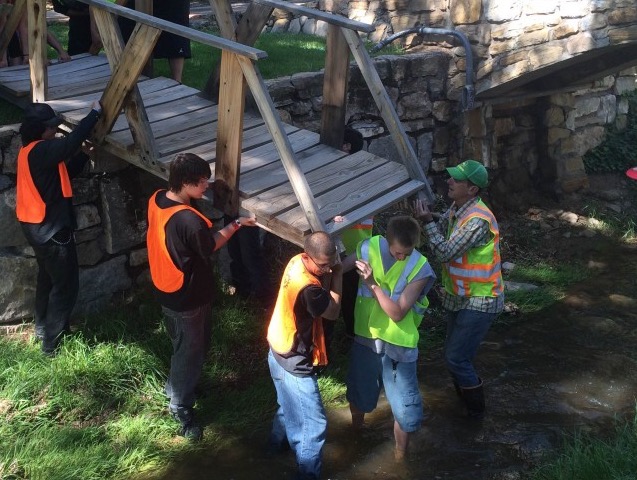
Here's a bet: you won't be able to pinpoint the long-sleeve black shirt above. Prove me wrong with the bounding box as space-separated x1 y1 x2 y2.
20 109 100 245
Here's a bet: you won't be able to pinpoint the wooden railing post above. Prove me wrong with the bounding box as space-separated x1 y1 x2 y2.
341 28 435 202
134 0 153 77
27 0 47 102
320 24 350 149
214 50 246 216
236 55 327 232
0 0 26 61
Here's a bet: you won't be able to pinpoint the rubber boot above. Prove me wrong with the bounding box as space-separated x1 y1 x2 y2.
170 406 203 441
460 380 485 420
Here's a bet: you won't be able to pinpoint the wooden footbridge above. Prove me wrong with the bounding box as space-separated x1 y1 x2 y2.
0 0 432 246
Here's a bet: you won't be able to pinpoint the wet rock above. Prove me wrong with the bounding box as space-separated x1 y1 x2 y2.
504 281 539 292
559 211 579 224
502 261 515 273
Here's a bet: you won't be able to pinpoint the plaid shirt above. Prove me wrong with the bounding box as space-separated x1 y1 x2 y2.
423 197 504 314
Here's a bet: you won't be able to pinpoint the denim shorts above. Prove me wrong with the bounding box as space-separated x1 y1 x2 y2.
346 341 423 432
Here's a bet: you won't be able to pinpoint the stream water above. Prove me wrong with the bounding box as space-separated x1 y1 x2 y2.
149 237 637 479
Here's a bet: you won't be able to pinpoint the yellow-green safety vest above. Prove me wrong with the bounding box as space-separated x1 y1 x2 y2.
442 199 504 298
340 217 373 255
354 236 429 348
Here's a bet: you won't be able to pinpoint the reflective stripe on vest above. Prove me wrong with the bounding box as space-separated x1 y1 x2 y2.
354 236 430 348
147 190 213 293
340 217 373 254
16 140 73 223
267 254 328 367
442 200 504 298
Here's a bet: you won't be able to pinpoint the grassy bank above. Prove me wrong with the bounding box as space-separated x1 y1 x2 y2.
531 414 637 480
0 280 353 480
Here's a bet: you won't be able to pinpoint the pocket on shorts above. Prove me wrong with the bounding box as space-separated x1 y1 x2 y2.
401 393 423 432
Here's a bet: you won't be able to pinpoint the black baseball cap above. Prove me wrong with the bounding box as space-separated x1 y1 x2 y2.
23 103 63 128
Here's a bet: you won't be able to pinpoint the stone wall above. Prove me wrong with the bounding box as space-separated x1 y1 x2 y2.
248 0 637 192
0 128 165 323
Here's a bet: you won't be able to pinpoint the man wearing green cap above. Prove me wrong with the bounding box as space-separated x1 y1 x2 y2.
413 159 504 419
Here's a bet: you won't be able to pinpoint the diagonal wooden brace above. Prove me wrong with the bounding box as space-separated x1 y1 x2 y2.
92 8 159 166
92 22 160 145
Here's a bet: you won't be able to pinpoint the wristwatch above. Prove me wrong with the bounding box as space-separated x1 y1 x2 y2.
233 219 242 230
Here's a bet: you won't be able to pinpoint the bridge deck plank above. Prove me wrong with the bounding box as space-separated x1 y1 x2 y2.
0 54 424 246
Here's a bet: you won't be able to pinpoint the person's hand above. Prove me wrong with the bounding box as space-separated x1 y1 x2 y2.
238 216 257 227
331 251 343 273
91 100 102 114
413 199 433 222
58 50 71 62
355 260 374 284
333 215 344 223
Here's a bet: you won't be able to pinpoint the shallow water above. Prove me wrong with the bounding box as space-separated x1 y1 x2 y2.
149 239 637 480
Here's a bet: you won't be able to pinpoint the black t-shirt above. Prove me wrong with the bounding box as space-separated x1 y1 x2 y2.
272 284 331 376
19 110 100 245
152 191 217 312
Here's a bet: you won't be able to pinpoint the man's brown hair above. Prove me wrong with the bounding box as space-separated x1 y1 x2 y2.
168 153 211 192
386 216 420 248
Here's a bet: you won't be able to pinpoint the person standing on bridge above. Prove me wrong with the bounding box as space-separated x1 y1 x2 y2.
16 100 102 356
413 159 504 420
146 153 256 441
266 232 342 480
119 0 191 83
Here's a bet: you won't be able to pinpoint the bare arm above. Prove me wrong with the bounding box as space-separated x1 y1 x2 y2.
320 263 343 320
211 216 257 251
356 259 427 322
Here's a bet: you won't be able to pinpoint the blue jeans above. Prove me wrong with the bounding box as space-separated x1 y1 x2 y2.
162 303 212 409
445 309 495 387
346 342 423 433
268 350 326 480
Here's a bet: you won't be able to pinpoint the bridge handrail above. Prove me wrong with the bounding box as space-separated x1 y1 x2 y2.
76 0 268 60
254 0 375 33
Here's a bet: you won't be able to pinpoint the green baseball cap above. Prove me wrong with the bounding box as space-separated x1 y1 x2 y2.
446 160 489 188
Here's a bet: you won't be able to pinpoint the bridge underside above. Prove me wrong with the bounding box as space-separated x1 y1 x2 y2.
477 41 637 102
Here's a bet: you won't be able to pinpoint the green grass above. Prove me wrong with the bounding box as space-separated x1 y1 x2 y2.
0 289 352 480
531 414 637 480
581 197 637 242
504 261 591 314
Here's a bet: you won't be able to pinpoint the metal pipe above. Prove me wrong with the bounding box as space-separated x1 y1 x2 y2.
372 26 475 110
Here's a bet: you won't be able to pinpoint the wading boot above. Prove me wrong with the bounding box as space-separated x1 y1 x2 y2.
170 406 203 441
460 380 485 420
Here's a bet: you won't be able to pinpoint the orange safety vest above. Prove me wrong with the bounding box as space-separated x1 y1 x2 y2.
147 190 213 293
442 200 504 298
267 254 328 367
16 140 73 223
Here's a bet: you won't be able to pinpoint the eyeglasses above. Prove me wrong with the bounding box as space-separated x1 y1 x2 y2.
307 255 332 271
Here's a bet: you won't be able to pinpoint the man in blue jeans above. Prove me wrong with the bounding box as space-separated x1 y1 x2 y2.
147 153 256 440
414 159 504 419
266 232 342 479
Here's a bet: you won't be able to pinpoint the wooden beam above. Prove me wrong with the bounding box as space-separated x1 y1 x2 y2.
92 23 160 143
236 55 326 233
27 0 47 102
0 0 26 60
92 7 159 165
75 0 267 60
133 0 153 77
214 51 246 216
320 24 350 149
341 27 435 202
203 0 273 100
254 0 374 33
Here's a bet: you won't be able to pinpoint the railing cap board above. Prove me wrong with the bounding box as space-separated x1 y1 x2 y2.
255 0 375 33
75 0 268 60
